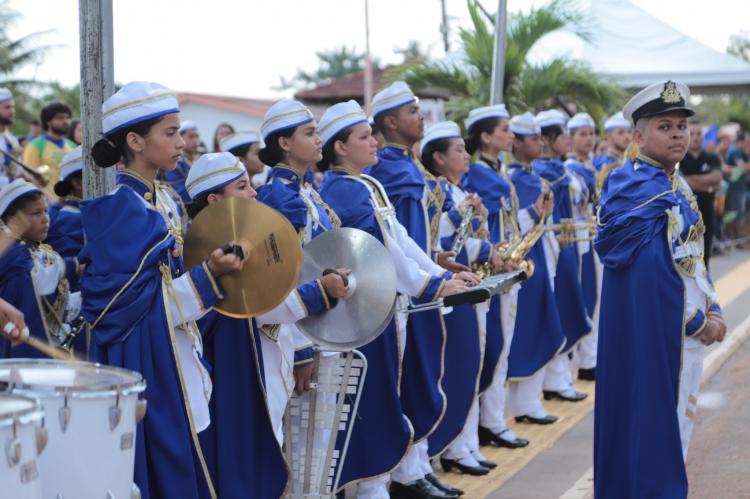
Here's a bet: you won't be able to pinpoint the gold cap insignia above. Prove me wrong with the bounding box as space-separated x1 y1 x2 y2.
661 81 682 104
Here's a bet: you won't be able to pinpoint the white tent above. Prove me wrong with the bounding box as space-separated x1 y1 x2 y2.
526 0 750 93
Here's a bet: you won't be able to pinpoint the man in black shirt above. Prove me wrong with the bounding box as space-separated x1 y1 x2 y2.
681 122 723 268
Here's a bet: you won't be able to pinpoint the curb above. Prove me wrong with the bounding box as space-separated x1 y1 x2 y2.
558 314 750 499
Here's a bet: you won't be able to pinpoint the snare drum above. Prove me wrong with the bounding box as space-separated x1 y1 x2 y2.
0 393 45 499
0 359 147 499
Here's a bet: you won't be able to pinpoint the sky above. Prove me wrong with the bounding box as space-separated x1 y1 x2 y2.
6 0 750 100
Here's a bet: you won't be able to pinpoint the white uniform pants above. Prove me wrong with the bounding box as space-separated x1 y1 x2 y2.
677 338 704 460
543 353 574 392
509 369 546 418
260 327 295 445
392 439 431 485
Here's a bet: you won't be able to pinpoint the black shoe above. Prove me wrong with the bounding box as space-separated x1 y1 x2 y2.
440 457 490 476
389 478 459 499
425 473 464 496
578 367 596 381
514 414 558 425
475 457 497 469
543 389 588 402
478 425 530 448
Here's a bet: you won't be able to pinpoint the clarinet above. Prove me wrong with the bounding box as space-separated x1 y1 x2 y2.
451 205 475 256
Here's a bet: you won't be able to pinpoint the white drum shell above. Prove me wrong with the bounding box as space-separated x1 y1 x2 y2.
0 394 44 499
0 360 145 499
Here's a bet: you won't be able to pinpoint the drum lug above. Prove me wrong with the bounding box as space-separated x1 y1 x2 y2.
5 437 21 467
58 406 71 433
35 426 48 455
109 406 122 431
131 483 142 499
109 393 122 431
135 399 147 423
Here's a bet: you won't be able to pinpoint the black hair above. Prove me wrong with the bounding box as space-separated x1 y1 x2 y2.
317 127 355 172
371 121 381 136
420 137 454 176
29 118 41 126
374 108 399 140
228 144 251 159
67 118 81 144
213 122 235 152
40 101 72 131
258 127 297 167
465 117 501 156
2 191 45 222
187 185 226 219
737 131 746 142
91 116 165 167
540 124 565 144
54 170 82 197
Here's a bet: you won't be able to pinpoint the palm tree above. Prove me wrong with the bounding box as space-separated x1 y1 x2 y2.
396 0 623 127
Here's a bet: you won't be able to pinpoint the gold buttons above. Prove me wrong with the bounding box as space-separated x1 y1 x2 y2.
172 248 181 258
144 191 153 201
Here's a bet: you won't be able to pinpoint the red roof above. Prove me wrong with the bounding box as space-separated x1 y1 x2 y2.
176 92 328 119
295 66 449 104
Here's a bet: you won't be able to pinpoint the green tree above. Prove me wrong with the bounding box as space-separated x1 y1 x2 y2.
727 31 750 62
396 0 623 127
278 45 380 91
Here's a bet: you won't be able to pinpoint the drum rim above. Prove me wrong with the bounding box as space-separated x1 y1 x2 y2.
0 359 146 394
0 393 44 428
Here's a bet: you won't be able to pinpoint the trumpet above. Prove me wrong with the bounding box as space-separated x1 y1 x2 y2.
0 148 52 187
545 218 596 244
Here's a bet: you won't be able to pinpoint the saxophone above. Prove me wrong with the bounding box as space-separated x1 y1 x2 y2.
451 205 475 256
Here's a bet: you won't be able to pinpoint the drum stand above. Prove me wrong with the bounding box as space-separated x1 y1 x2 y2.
283 348 367 499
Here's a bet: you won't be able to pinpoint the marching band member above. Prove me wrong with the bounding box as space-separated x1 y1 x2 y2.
593 111 631 174
163 120 201 202
533 110 589 403
595 80 725 498
184 152 288 499
317 101 469 499
462 105 530 449
368 82 478 499
0 88 21 188
564 113 600 380
419 121 499 477
219 131 265 184
253 99 351 470
46 146 85 266
0 178 82 358
80 82 247 499
504 112 565 426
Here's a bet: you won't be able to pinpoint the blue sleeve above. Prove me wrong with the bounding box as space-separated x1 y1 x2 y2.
685 309 708 338
187 262 225 310
412 275 448 304
393 197 429 253
296 279 332 316
476 240 492 263
319 177 384 244
294 347 314 366
447 208 462 229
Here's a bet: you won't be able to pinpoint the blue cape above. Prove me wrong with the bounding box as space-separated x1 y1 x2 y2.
594 157 687 498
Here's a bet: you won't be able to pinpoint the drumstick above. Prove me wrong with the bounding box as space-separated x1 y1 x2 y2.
5 324 76 361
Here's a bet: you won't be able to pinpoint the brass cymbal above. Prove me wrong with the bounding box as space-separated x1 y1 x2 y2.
183 197 302 318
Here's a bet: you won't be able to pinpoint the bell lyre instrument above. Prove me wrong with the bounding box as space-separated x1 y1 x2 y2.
0 148 52 187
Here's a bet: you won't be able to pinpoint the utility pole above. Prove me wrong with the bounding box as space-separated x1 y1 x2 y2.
363 0 374 114
79 0 115 199
489 0 507 105
440 0 450 53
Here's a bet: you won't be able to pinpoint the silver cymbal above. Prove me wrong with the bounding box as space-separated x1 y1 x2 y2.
296 228 397 351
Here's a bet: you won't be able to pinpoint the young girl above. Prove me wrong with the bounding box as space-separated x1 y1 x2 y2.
462 105 531 450
47 146 84 265
317 101 470 499
504 112 566 425
564 112 600 380
219 131 265 184
81 82 247 499
186 152 352 498
533 109 589 403
0 178 81 357
419 121 501 477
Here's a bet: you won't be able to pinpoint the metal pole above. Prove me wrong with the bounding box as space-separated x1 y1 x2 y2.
79 0 115 200
489 0 507 105
440 0 450 53
363 0 374 114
